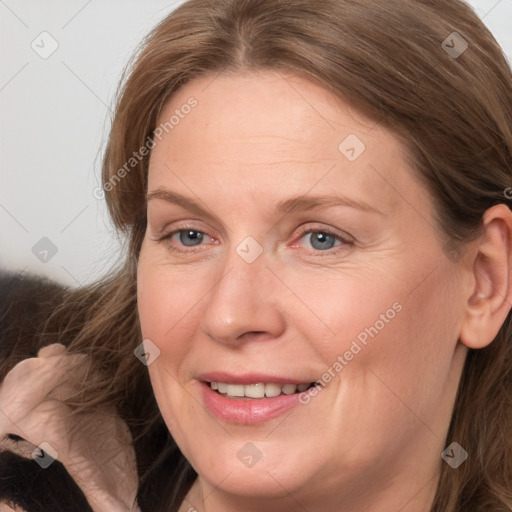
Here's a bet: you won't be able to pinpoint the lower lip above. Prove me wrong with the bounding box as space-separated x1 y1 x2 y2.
200 382 303 424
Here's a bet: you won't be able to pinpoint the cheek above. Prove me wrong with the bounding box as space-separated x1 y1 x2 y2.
137 251 205 360
137 252 172 338
352 261 462 415
137 251 204 449
291 259 461 416
280 268 406 364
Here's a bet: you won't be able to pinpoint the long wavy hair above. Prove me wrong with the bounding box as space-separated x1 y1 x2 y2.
4 0 511 510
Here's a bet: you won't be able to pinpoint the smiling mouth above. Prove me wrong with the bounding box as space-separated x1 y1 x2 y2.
208 381 319 399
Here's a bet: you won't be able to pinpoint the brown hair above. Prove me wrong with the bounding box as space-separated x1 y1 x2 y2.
9 0 512 510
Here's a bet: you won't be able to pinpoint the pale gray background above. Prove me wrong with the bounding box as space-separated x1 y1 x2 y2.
1 0 511 286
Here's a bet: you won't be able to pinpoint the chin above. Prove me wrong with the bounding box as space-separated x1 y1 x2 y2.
202 464 303 498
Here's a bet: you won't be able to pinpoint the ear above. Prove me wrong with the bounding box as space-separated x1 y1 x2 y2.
460 204 512 349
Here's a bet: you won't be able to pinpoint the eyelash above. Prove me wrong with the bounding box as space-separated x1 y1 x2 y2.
153 223 354 256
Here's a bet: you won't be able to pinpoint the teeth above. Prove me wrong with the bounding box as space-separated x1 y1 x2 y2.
245 383 265 398
265 383 282 397
282 384 297 395
210 381 309 398
226 384 244 397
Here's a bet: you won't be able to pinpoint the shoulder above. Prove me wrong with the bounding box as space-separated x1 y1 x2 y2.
0 269 66 313
0 270 68 377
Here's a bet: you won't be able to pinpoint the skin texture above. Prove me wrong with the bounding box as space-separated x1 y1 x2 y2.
0 344 139 512
137 70 512 512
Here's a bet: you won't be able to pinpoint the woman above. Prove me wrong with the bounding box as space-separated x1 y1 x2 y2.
1 0 511 510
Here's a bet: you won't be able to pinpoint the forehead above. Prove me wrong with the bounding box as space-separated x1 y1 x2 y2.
148 70 428 220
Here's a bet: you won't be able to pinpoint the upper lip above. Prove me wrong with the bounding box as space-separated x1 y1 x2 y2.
197 371 316 385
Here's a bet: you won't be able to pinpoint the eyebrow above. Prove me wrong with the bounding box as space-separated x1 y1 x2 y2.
146 188 385 219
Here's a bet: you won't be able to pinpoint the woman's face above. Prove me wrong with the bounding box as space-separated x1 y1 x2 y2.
137 71 469 510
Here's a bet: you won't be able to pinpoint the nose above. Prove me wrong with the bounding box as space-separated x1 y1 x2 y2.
200 244 286 346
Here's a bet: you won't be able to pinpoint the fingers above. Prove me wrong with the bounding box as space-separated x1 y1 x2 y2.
0 345 141 512
37 342 67 358
0 348 88 432
0 354 86 417
0 398 73 452
1 399 140 512
2 346 86 392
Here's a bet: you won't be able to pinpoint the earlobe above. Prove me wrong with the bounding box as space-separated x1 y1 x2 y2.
459 204 512 349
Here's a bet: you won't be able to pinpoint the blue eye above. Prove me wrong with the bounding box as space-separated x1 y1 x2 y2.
154 227 215 254
305 231 339 251
155 225 351 256
178 230 204 246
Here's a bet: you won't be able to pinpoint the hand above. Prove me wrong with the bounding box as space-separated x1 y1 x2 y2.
0 344 140 512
